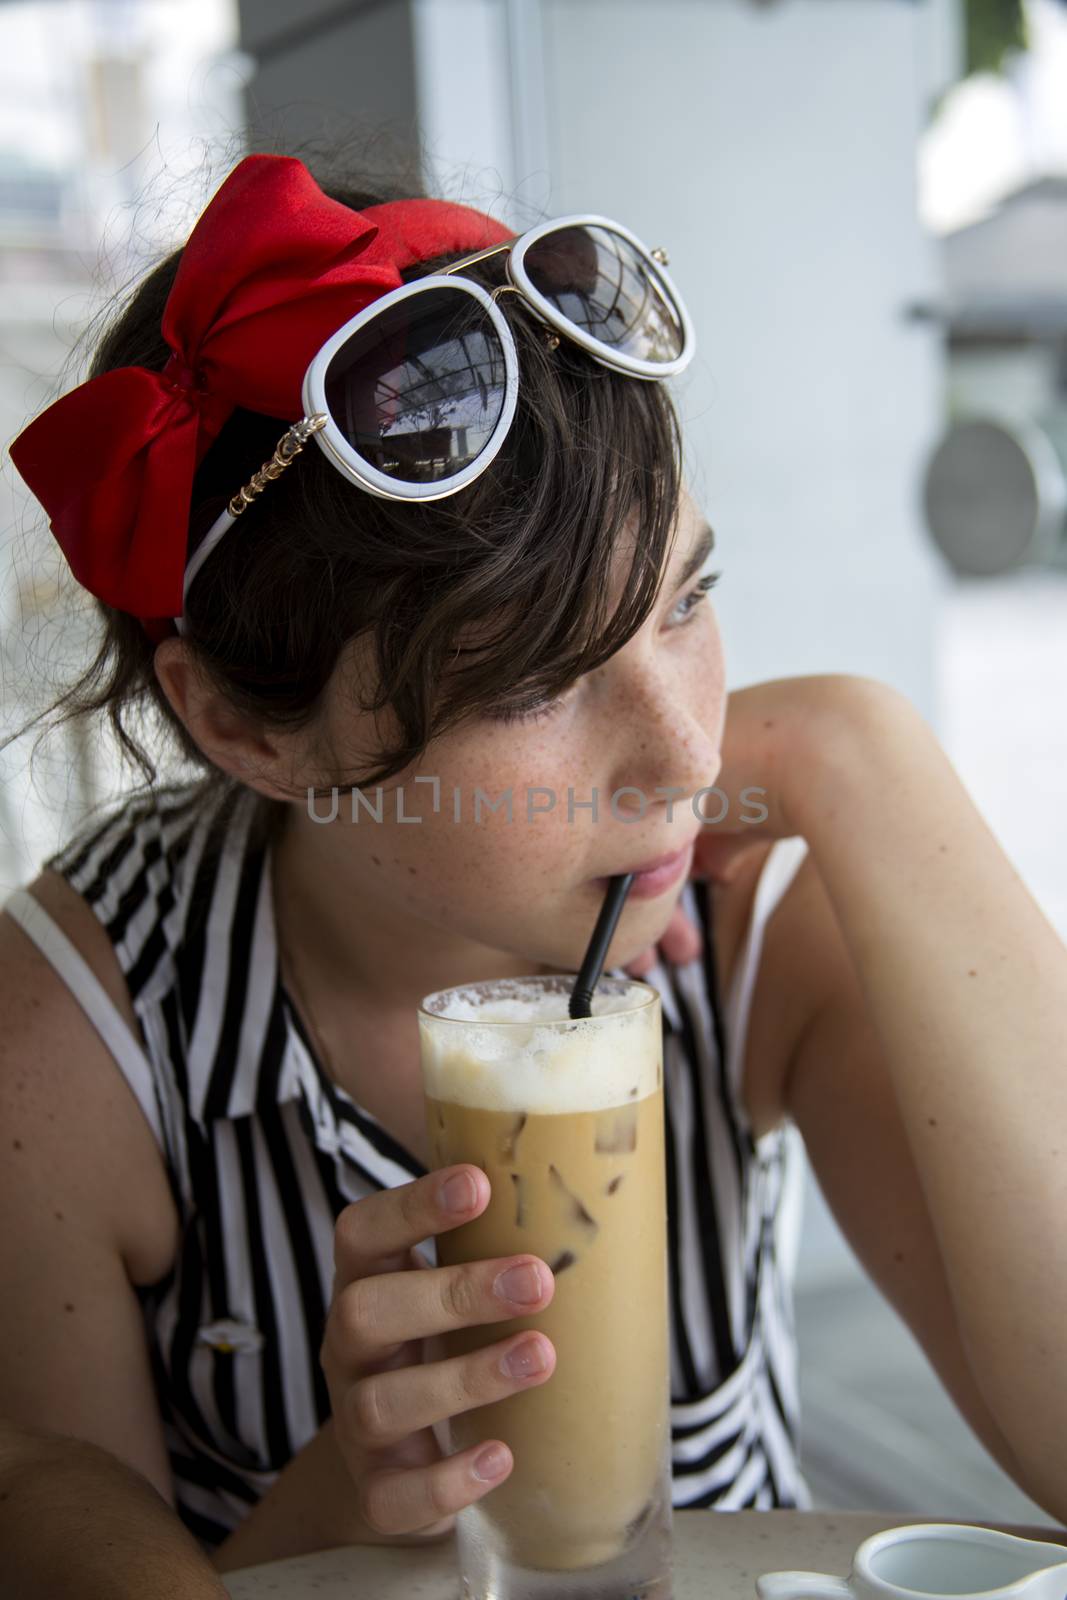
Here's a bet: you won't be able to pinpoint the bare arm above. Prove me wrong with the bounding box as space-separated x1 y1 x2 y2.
776 849 1032 1492
0 881 220 1588
0 1419 229 1599
778 678 1067 1521
0 885 180 1488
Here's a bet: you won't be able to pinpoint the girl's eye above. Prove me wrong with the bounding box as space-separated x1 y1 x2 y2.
488 692 569 726
668 568 722 628
487 571 723 725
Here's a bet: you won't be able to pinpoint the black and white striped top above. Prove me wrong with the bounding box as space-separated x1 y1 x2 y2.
8 780 811 1549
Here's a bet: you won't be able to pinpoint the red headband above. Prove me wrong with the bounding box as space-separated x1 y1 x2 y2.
8 154 512 638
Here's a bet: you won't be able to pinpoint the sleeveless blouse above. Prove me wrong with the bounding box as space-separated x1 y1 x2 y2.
5 780 812 1549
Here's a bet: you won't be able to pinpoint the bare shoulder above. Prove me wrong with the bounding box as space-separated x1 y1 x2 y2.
0 868 179 1284
709 839 825 1141
17 867 141 1028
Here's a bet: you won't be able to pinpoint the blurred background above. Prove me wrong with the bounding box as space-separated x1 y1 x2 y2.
2 0 1066 1525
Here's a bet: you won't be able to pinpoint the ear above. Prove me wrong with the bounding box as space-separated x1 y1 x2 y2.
153 637 298 801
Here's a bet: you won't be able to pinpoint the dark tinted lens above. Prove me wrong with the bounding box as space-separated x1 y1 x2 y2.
524 225 684 366
522 225 683 365
324 287 508 484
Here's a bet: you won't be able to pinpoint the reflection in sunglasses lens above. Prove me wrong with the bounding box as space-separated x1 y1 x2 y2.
324 288 508 483
522 226 683 364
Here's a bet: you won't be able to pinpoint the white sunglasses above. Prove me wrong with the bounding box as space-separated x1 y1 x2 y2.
176 213 695 632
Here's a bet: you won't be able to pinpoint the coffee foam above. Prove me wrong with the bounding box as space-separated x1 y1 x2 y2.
430 988 643 1024
419 980 660 1113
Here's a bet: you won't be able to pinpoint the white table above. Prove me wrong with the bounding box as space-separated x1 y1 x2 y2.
221 1509 1067 1598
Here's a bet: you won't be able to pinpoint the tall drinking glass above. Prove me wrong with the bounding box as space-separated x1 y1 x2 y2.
417 973 673 1600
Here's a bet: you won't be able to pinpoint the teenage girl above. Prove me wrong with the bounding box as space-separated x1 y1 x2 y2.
3 153 1066 1590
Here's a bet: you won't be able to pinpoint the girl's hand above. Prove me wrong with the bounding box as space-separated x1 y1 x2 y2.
622 674 866 976
320 1165 556 1542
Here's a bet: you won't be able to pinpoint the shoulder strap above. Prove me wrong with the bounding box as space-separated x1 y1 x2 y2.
722 835 810 1122
3 888 165 1151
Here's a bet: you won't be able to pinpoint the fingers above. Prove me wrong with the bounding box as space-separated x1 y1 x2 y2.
324 1249 554 1378
322 1169 560 1544
359 1436 515 1538
656 908 702 966
623 948 655 977
623 900 703 977
692 828 766 884
333 1165 488 1286
343 1330 556 1452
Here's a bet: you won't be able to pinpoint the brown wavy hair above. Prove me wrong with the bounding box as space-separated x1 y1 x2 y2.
20 159 684 799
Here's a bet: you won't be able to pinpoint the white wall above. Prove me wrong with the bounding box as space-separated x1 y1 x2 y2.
537 0 944 711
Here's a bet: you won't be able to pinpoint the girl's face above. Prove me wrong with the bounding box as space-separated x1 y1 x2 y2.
300 490 726 975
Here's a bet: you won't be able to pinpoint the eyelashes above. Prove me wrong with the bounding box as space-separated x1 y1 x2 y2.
490 696 570 727
488 568 724 726
672 568 721 624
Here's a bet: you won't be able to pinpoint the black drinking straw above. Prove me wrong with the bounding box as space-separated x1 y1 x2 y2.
569 873 635 1019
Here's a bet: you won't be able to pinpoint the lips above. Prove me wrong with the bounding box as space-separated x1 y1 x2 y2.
625 846 689 877
590 838 697 900
609 838 700 879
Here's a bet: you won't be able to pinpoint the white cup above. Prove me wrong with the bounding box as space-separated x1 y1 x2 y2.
755 1523 1067 1600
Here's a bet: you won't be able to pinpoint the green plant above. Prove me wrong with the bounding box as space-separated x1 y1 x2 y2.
965 0 1028 76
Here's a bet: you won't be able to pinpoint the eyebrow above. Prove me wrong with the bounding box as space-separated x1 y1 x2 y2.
671 522 716 593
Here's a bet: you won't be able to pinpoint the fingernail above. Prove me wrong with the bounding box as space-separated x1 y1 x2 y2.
473 1443 510 1481
503 1338 548 1379
440 1171 476 1214
494 1263 543 1304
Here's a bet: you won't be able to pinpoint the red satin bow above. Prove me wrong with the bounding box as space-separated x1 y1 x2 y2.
8 154 512 636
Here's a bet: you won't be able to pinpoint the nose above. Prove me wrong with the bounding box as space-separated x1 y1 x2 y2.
608 675 723 820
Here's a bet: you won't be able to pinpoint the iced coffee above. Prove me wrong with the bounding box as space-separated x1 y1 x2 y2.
418 974 672 1600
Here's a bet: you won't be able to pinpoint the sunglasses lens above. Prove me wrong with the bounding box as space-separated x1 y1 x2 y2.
324 287 508 484
521 225 684 366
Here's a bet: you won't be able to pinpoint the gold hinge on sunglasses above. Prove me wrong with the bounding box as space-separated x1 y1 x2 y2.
228 414 328 518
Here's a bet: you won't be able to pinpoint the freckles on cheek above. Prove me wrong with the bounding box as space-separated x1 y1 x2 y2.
457 815 543 881
422 726 590 878
484 808 591 890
